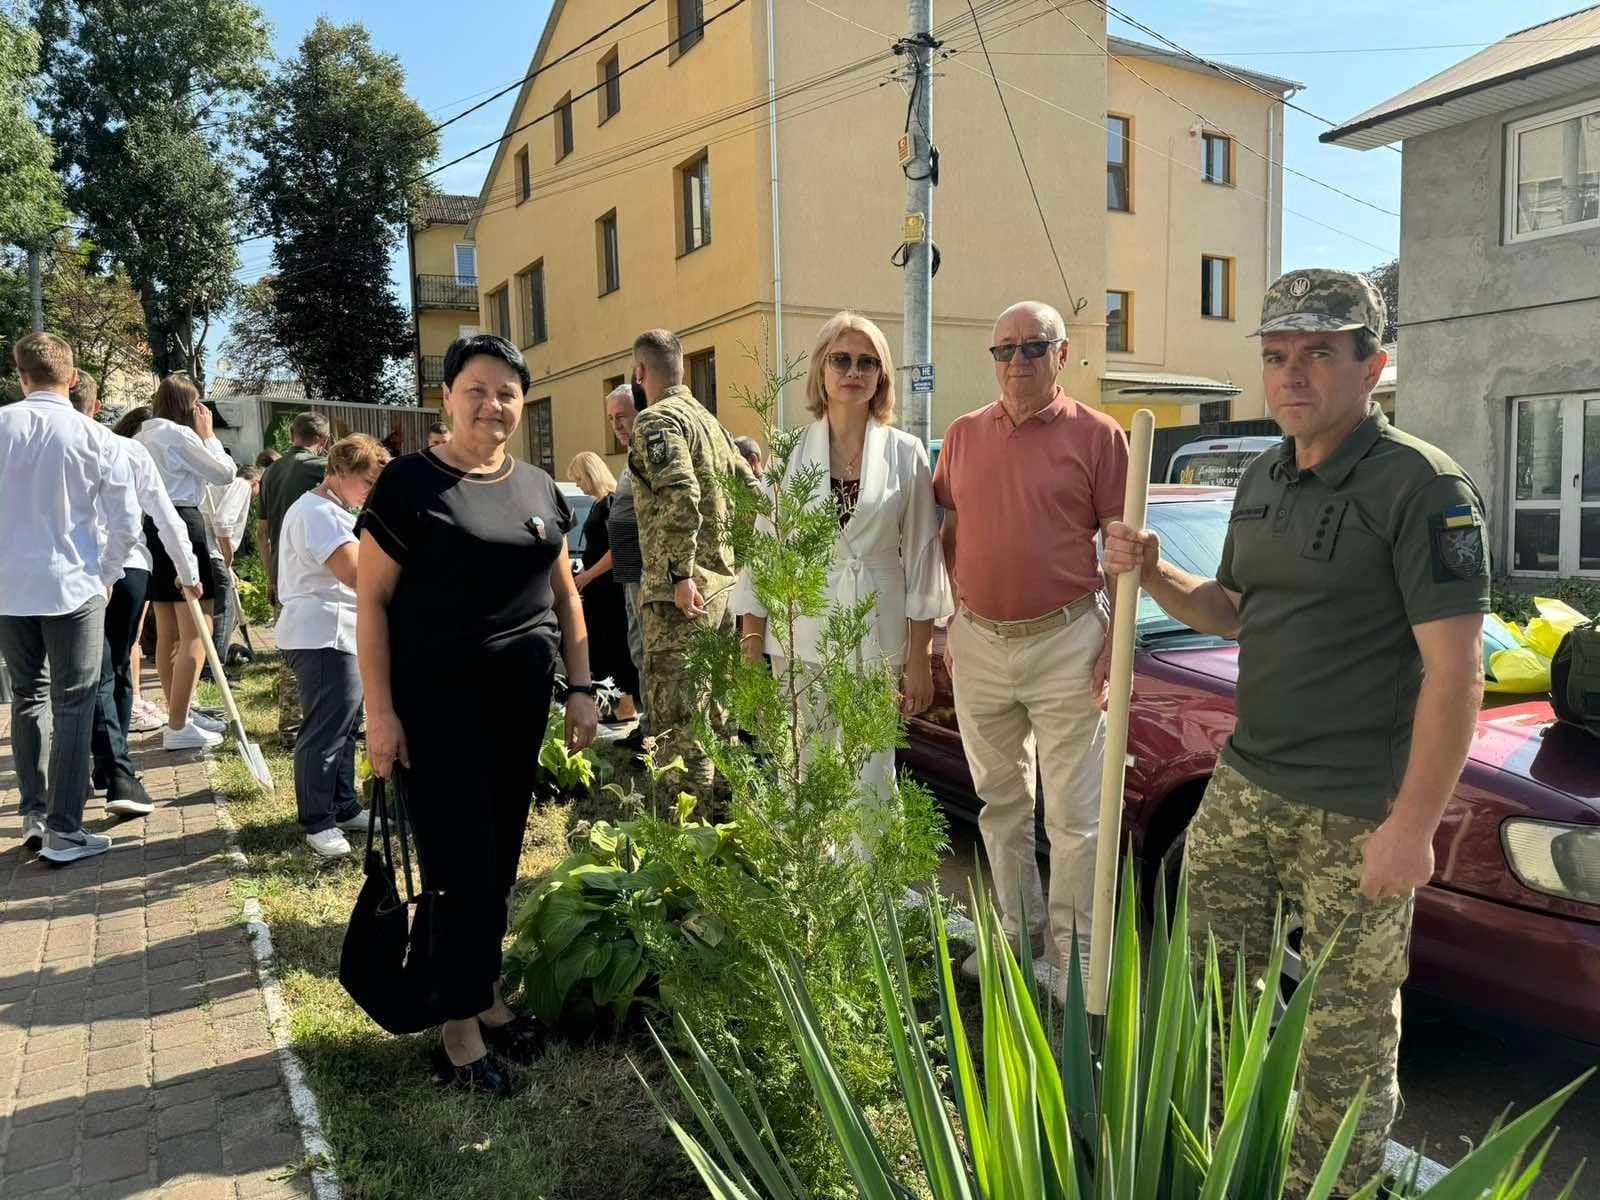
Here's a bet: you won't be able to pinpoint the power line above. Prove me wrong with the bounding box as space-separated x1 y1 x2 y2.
947 35 1600 58
1095 1 1403 154
964 0 1087 314
1046 0 1399 218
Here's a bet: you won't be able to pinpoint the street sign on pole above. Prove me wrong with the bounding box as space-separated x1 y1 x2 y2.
909 364 935 394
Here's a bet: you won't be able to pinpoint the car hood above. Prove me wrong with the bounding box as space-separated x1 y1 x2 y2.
1149 646 1600 809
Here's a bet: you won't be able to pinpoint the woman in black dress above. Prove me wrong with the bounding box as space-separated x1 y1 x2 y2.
356 335 598 1096
567 451 639 721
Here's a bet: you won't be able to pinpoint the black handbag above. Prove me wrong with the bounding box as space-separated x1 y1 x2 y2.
339 770 444 1034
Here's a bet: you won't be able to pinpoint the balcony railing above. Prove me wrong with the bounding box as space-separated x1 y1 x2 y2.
417 274 479 309
420 355 445 388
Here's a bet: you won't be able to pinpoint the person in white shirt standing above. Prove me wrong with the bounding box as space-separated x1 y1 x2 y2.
201 464 256 670
275 435 389 857
0 334 142 863
68 375 199 819
134 374 237 750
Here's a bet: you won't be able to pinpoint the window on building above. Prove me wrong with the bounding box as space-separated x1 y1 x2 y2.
1106 290 1131 353
1200 255 1232 319
453 244 477 285
486 286 511 340
514 147 531 204
687 348 717 414
1199 400 1232 424
517 261 547 347
603 374 627 454
528 398 555 477
672 0 705 57
1509 393 1600 576
598 48 621 122
597 210 620 295
1202 132 1233 185
1506 98 1600 243
679 152 711 254
1107 114 1132 211
555 93 574 161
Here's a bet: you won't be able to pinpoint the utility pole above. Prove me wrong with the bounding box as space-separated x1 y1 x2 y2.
28 247 44 333
897 5 937 448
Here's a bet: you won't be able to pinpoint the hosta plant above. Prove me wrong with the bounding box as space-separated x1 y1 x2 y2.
648 862 1591 1199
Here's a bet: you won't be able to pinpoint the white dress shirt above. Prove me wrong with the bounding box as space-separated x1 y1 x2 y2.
115 437 201 586
273 491 358 654
0 391 143 617
134 418 236 506
201 476 252 554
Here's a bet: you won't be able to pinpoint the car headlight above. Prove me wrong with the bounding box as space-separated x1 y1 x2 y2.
1502 819 1600 905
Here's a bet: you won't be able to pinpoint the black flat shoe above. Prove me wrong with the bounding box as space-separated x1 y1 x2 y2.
430 1046 513 1098
481 1014 544 1064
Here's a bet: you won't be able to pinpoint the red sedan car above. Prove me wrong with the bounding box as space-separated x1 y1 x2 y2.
902 486 1600 1044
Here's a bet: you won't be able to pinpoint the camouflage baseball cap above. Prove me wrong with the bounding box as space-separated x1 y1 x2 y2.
1251 268 1386 339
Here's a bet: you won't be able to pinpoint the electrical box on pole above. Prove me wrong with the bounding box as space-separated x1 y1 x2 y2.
895 7 938 449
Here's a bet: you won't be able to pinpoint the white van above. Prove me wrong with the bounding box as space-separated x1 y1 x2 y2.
1165 435 1281 487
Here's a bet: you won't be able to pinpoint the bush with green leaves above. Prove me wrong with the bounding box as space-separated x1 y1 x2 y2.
652 862 1591 1199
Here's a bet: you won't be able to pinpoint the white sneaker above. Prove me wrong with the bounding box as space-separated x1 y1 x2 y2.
163 721 223 751
306 828 352 858
40 828 113 864
129 702 166 733
106 796 155 818
22 816 46 851
188 709 226 735
335 808 372 834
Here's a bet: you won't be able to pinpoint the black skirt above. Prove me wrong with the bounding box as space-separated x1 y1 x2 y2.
144 508 218 603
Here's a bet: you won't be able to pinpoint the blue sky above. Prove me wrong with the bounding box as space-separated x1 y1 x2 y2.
224 0 1586 355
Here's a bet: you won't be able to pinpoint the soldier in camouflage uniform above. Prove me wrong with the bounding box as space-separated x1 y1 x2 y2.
1104 270 1490 1199
627 329 755 807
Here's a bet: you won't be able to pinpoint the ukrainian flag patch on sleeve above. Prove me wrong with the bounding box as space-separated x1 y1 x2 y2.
1442 503 1476 529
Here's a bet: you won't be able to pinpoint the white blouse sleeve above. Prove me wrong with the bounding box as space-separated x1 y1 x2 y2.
176 430 239 487
901 438 954 623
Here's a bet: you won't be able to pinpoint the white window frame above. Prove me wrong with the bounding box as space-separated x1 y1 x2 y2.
453 244 477 285
1506 391 1600 578
1503 97 1600 245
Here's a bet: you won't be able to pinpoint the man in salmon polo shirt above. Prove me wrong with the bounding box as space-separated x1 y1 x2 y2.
932 300 1130 988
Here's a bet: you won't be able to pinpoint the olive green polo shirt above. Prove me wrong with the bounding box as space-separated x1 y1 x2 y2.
1216 405 1490 819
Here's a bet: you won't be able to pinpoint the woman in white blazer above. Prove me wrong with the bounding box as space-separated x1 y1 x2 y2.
734 311 953 811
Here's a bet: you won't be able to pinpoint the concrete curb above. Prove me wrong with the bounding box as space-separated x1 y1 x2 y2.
211 769 342 1200
902 888 1449 1186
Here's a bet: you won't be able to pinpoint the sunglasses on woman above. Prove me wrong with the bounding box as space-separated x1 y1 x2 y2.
825 352 882 375
988 338 1062 362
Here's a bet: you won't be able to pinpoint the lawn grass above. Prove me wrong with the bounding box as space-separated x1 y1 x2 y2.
200 660 705 1200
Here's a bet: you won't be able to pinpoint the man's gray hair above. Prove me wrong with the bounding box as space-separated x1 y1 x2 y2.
733 436 761 461
605 382 634 405
632 329 684 386
993 300 1067 342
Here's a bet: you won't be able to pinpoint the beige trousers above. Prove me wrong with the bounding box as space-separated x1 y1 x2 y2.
949 606 1106 965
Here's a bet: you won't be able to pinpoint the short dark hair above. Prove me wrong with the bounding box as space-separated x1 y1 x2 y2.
632 329 684 386
443 334 531 395
291 411 330 446
13 332 73 388
1352 328 1382 362
112 405 151 439
254 448 281 469
69 371 99 414
428 420 449 436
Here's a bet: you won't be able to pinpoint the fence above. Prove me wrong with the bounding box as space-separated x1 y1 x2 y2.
264 400 441 457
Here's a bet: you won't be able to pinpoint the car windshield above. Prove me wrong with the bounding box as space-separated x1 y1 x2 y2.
1135 499 1233 639
1169 450 1260 487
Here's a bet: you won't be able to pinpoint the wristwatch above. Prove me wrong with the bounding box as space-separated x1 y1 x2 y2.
566 682 599 696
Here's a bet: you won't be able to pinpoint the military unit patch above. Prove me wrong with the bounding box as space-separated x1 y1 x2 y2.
646 427 670 466
1430 508 1486 581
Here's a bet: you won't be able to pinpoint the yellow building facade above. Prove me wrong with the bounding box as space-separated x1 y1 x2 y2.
465 2 1296 472
407 194 482 407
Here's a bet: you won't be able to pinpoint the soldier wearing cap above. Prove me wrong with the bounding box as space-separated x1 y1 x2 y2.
1104 269 1489 1198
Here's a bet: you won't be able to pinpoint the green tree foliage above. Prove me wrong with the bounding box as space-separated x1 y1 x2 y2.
34 0 268 381
1368 257 1399 344
221 280 304 393
0 3 65 247
241 19 438 406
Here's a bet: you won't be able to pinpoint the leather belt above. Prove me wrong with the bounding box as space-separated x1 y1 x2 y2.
962 593 1099 639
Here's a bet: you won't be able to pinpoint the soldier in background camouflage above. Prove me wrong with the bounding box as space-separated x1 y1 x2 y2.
627 329 755 806
1104 269 1489 1198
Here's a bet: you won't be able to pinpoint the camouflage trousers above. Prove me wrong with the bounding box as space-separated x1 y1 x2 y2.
1188 759 1412 1199
640 590 734 809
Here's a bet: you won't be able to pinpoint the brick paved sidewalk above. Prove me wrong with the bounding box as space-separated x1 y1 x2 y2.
0 696 316 1199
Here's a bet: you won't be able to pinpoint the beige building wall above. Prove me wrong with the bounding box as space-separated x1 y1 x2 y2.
1106 56 1286 421
409 217 478 405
